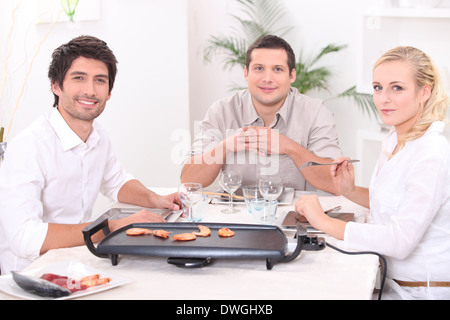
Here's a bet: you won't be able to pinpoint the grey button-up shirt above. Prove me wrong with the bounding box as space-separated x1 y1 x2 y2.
188 88 342 190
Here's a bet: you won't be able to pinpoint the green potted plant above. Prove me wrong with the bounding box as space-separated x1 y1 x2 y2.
204 0 378 119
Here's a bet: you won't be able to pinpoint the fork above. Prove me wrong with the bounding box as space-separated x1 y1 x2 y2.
299 160 360 170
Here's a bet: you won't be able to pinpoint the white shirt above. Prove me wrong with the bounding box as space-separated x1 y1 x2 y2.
0 109 133 274
342 121 450 299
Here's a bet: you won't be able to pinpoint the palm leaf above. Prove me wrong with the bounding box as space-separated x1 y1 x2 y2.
294 67 332 93
204 0 292 70
293 44 346 93
204 36 248 70
331 86 379 120
234 0 291 35
309 44 348 67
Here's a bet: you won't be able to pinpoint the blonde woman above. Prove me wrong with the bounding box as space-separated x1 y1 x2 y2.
295 46 450 299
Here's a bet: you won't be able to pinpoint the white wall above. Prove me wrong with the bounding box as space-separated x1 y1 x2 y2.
0 0 190 211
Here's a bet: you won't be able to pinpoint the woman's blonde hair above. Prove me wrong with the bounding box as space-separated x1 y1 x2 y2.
374 46 449 150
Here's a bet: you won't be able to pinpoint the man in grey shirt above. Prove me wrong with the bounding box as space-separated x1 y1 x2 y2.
182 35 342 194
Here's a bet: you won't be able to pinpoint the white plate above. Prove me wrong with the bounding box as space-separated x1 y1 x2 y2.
0 261 132 300
211 187 295 205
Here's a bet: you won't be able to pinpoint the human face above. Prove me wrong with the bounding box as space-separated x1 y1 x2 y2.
244 48 296 111
52 56 111 127
372 60 430 137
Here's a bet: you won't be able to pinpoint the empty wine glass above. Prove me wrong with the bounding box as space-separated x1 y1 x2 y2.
178 183 203 221
259 176 283 223
219 171 242 214
259 176 283 200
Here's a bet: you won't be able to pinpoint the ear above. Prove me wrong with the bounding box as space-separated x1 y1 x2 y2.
420 84 432 104
51 81 62 95
290 68 297 84
244 66 249 81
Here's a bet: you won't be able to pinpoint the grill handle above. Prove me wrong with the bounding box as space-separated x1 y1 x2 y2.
282 222 308 262
266 222 307 270
82 215 111 258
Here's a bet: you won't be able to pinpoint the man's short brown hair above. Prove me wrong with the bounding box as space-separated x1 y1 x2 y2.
245 35 296 73
48 35 118 108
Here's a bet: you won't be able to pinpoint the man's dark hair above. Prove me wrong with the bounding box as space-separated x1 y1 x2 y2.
245 35 296 73
48 35 118 108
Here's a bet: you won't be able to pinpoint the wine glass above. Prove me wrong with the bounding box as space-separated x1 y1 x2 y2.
178 183 203 222
219 171 242 214
259 176 283 223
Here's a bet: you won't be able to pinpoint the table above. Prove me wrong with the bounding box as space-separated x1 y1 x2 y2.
0 189 379 300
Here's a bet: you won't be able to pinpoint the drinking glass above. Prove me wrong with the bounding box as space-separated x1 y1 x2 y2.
219 171 242 214
178 183 203 221
242 185 259 214
243 185 269 224
182 194 207 222
259 176 283 223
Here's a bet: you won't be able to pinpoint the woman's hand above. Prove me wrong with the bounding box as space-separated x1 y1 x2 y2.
331 157 356 197
295 194 347 240
295 195 328 230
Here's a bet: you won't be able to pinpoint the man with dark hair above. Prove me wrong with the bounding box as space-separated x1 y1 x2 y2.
48 36 118 108
181 35 342 193
0 36 181 274
245 35 296 73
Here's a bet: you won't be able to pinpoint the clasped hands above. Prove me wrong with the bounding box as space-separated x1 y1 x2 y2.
224 126 289 156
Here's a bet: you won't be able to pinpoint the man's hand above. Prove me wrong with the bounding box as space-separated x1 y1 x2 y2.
237 126 290 156
118 180 182 210
150 192 182 211
42 208 168 255
109 209 166 233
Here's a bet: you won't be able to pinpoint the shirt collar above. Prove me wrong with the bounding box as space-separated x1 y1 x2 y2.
242 88 294 128
242 91 261 126
275 88 296 127
386 121 446 151
49 108 83 151
48 108 100 152
402 121 446 148
425 120 446 135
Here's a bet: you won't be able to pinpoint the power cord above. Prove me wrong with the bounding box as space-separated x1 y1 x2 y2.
325 242 387 300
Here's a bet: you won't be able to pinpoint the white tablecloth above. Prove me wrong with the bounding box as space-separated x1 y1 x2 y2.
0 189 379 300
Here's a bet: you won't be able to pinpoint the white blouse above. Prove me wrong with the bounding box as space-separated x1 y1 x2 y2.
342 121 450 299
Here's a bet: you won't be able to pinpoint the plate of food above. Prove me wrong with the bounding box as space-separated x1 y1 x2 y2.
0 261 131 300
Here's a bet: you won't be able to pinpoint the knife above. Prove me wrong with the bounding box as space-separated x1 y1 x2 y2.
203 192 245 200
